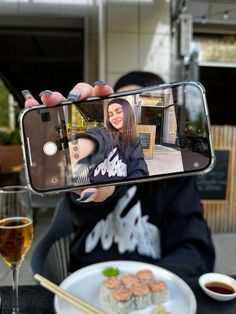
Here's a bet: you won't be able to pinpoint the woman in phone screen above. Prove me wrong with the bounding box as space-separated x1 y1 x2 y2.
70 97 149 185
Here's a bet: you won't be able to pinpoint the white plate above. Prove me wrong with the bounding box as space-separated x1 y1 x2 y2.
54 260 197 314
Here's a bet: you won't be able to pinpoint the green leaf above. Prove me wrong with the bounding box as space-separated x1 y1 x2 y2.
0 129 21 145
102 267 120 278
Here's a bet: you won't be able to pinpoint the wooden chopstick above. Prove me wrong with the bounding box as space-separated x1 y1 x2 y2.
34 273 105 314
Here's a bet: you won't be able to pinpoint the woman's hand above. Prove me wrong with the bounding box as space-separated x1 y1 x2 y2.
23 81 115 202
23 81 114 107
74 186 116 203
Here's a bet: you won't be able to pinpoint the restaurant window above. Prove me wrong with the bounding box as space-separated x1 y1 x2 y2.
193 34 236 65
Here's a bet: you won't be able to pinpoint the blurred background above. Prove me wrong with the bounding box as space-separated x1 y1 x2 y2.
0 0 236 283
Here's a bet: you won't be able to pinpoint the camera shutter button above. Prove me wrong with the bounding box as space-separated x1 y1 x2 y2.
43 142 58 156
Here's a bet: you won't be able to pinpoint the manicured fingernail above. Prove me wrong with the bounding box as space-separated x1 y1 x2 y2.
67 93 81 101
39 90 53 97
94 80 106 86
76 192 94 202
22 90 33 99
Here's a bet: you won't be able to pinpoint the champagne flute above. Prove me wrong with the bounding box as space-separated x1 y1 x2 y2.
0 186 33 314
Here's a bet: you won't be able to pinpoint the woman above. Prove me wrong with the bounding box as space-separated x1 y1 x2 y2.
24 73 215 278
72 97 149 184
106 98 136 146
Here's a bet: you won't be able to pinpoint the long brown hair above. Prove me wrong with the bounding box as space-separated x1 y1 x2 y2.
106 98 137 148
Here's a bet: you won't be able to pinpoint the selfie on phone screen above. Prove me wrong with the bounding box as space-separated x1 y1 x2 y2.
20 81 214 194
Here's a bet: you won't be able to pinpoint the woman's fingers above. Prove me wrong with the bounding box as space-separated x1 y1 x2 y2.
23 81 113 108
75 186 115 203
67 83 95 101
93 80 114 97
67 81 113 101
22 89 67 108
22 90 39 108
39 90 67 107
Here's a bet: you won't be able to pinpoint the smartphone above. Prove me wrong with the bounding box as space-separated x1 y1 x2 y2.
19 81 215 194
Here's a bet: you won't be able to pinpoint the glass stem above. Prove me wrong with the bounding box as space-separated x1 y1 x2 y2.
12 265 20 314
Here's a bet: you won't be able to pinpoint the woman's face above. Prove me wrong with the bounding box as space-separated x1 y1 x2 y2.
108 103 124 131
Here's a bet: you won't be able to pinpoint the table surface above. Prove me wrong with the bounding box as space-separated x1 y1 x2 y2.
0 277 236 314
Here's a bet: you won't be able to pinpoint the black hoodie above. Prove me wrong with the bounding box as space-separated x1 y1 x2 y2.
71 127 149 184
65 176 215 279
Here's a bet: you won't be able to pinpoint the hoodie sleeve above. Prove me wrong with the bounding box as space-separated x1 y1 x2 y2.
156 177 215 278
127 139 149 178
64 185 127 227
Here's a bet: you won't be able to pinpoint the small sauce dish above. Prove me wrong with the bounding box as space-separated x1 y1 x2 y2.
199 273 236 302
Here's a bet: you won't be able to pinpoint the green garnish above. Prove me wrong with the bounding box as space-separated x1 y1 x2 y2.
102 267 120 277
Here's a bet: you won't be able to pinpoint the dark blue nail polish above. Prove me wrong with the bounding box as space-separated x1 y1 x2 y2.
39 90 53 97
67 93 81 101
94 80 106 86
22 90 33 99
76 192 94 202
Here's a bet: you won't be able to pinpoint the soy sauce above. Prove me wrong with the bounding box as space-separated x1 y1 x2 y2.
205 281 235 294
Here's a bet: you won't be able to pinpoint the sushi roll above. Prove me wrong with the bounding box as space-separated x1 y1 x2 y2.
131 283 151 310
120 274 139 288
109 287 133 314
149 279 170 304
99 277 121 304
136 269 154 284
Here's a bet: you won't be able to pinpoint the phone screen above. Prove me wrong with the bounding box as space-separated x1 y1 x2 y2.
21 82 214 193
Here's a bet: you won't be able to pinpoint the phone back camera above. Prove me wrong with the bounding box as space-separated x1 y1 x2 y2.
41 112 51 122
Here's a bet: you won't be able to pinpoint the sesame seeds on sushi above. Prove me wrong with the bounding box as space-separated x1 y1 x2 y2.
99 276 121 304
136 269 154 284
120 274 139 288
110 287 134 314
149 279 170 304
99 267 170 313
131 283 152 310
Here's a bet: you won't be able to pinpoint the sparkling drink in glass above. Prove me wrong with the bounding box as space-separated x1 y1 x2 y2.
0 186 33 314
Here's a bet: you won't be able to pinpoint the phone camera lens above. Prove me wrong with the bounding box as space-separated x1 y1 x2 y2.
41 112 51 122
51 177 59 184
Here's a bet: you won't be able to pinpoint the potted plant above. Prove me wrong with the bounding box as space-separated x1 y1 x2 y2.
0 128 23 173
